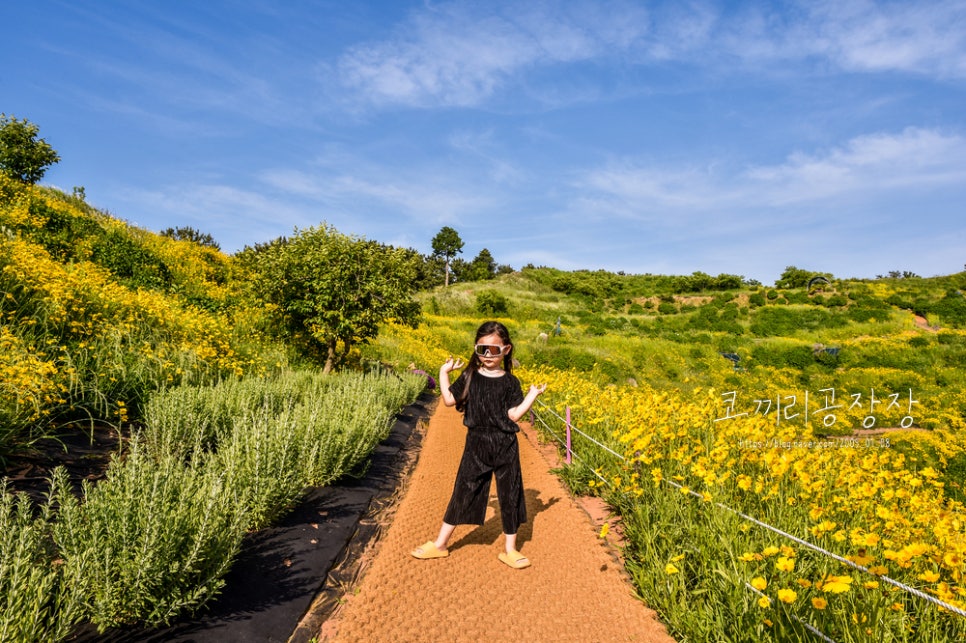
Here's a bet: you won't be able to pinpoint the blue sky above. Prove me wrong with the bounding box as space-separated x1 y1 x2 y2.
3 0 965 284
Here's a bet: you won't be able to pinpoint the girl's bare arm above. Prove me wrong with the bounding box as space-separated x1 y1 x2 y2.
508 383 547 422
439 357 464 407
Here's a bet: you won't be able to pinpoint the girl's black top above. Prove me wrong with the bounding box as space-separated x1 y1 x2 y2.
450 370 525 433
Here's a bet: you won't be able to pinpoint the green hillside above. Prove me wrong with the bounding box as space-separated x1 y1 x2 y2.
368 263 966 437
0 174 292 461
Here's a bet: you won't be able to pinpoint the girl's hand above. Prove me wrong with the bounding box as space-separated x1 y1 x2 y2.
440 356 465 374
529 383 547 396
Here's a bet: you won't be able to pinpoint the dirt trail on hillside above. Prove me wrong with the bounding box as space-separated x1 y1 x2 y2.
315 402 674 643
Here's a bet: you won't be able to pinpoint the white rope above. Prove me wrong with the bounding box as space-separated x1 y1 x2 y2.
534 401 626 460
530 409 609 484
744 582 838 643
529 403 966 621
659 476 966 619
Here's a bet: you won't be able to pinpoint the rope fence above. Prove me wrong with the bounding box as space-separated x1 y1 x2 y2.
528 399 966 642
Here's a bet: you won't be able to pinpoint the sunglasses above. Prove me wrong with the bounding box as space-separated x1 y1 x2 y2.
475 344 508 357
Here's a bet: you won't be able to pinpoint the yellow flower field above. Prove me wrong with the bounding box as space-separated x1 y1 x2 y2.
377 315 966 641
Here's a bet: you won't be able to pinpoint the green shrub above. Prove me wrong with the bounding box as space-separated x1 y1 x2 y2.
750 343 813 370
0 484 78 641
51 449 246 630
476 289 509 315
749 306 846 337
91 230 172 291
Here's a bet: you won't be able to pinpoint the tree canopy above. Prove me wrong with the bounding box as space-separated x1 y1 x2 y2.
161 226 221 250
431 226 463 286
776 266 832 289
0 114 60 184
462 248 498 282
247 224 421 373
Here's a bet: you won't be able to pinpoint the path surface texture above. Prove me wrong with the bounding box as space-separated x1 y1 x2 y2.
320 401 674 643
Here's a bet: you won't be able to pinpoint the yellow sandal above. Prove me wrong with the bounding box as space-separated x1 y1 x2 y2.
411 541 449 559
498 549 530 569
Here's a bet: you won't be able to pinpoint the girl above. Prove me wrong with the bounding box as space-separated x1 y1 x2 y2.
411 321 546 569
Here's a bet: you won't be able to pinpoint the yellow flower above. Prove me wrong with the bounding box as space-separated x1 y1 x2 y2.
849 553 875 566
598 523 609 539
869 565 889 576
671 553 686 562
758 596 772 608
796 578 812 588
751 576 768 591
665 563 680 575
811 597 828 610
943 552 963 568
822 575 853 594
863 581 880 589
777 589 797 604
918 570 940 583
762 546 780 557
775 556 795 572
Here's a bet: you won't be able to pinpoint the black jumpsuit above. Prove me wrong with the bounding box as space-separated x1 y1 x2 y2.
443 369 527 534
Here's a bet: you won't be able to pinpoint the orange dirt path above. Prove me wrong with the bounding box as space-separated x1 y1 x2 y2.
318 402 674 643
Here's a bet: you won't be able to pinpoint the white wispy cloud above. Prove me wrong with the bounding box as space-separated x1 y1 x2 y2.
576 127 966 220
801 0 966 78
259 166 494 225
336 0 650 107
112 183 314 250
693 0 966 78
335 0 966 110
744 127 966 204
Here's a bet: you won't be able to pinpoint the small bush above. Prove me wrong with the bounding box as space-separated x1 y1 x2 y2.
476 289 509 315
52 450 246 630
0 484 78 641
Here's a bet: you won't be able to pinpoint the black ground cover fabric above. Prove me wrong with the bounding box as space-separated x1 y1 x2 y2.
68 391 435 643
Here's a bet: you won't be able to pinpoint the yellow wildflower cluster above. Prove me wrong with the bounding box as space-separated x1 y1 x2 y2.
0 326 64 424
492 365 963 632
1 180 271 438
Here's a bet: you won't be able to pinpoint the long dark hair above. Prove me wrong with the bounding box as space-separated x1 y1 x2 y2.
455 320 514 412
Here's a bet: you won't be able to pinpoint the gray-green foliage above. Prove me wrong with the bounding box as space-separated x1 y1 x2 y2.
141 369 425 530
2 368 426 636
51 448 246 631
0 484 78 642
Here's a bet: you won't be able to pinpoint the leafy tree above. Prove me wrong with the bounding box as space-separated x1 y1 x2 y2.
463 248 498 282
476 289 509 315
431 226 463 287
0 114 60 184
249 224 420 373
161 226 221 250
776 266 831 289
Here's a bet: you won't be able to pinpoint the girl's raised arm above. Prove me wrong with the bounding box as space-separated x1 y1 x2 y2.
439 357 464 407
508 383 547 422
